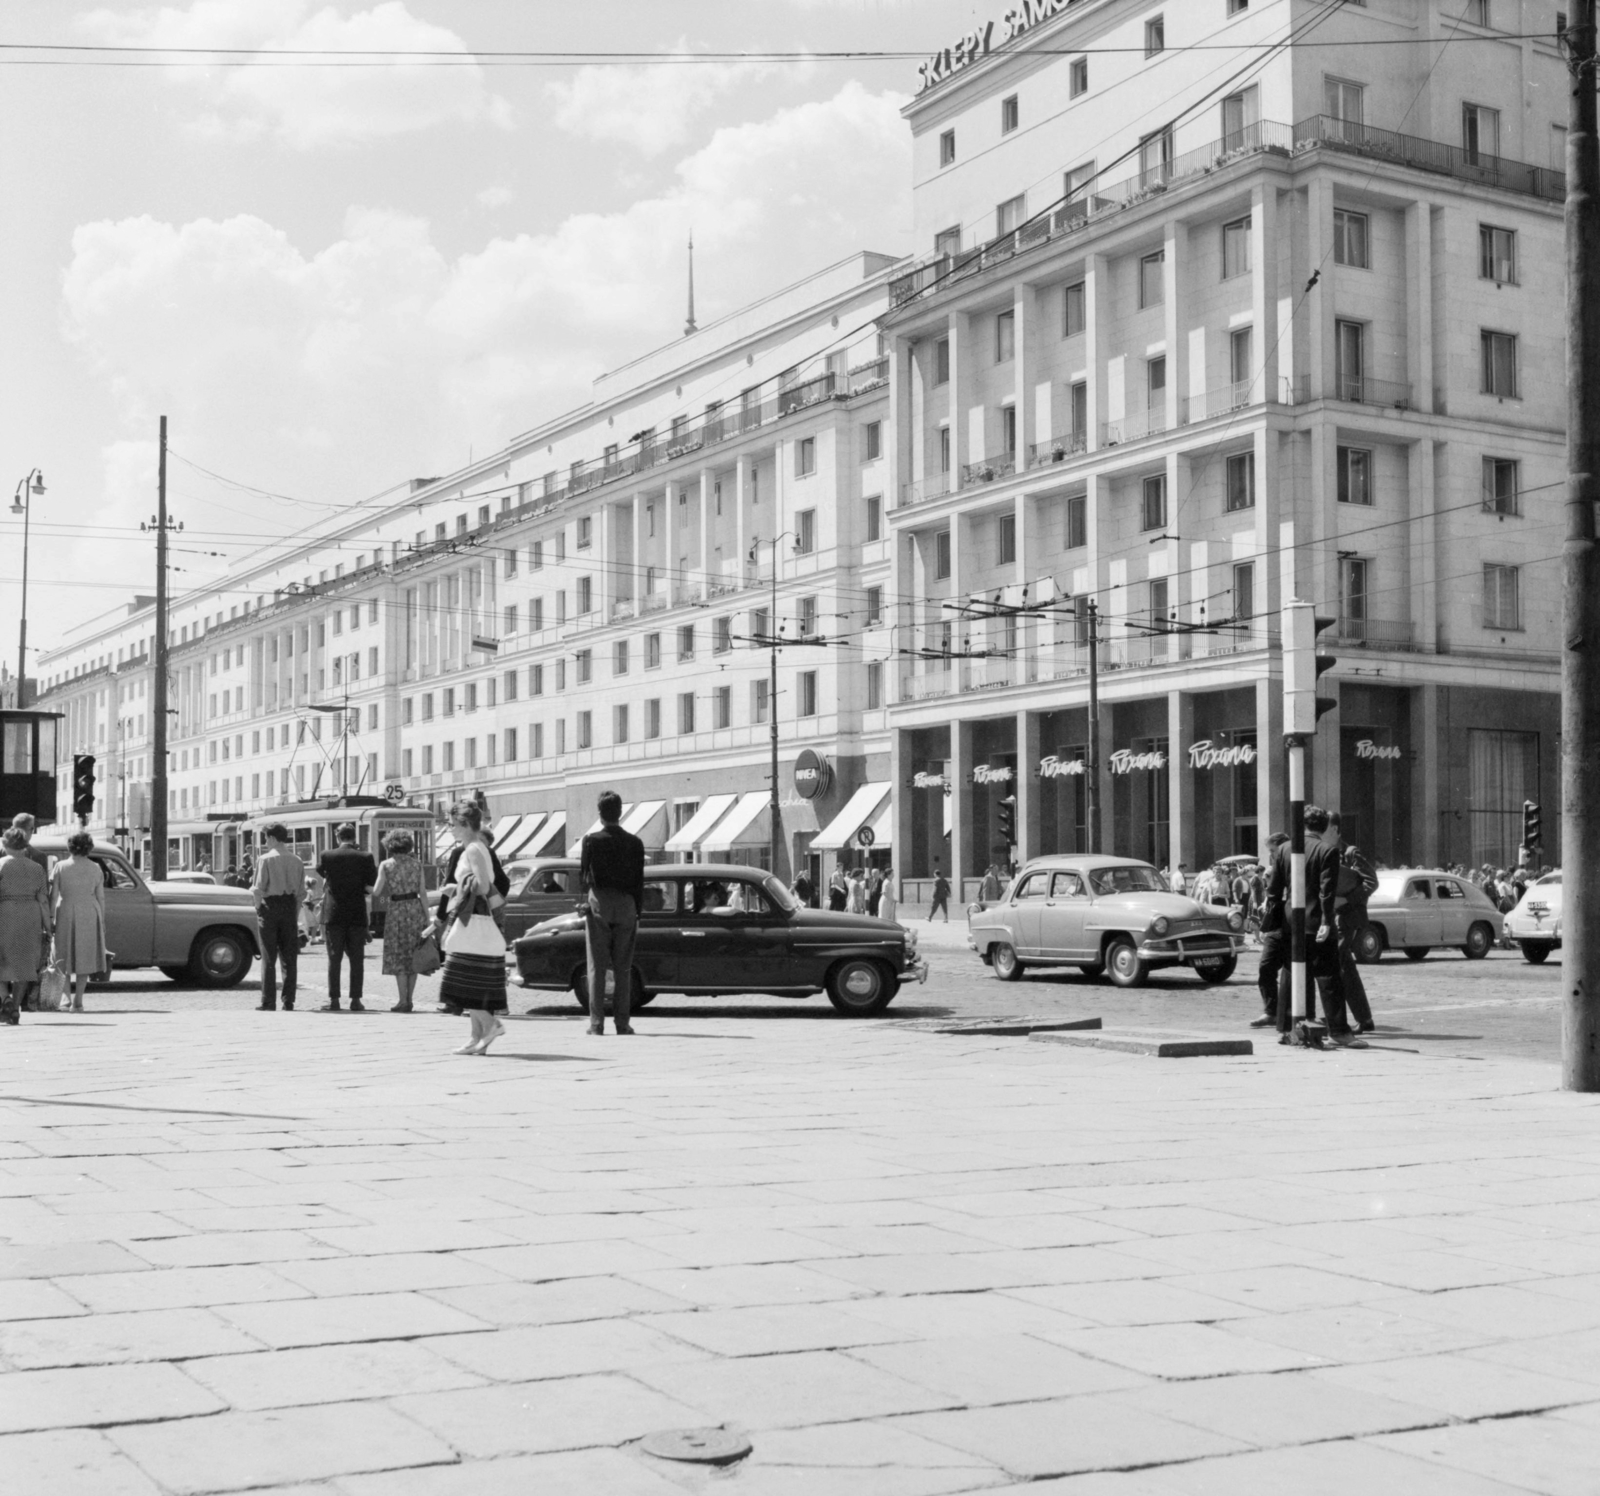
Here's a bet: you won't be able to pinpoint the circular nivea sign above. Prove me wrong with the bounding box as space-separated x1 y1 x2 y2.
793 749 831 799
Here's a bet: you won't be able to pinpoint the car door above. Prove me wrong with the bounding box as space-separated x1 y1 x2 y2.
93 853 156 965
1043 870 1092 959
713 881 794 991
676 877 743 989
1434 878 1471 944
1398 877 1440 948
1008 872 1051 956
632 877 681 991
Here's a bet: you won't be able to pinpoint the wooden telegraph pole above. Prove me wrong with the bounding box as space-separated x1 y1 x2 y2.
1563 1 1600 1090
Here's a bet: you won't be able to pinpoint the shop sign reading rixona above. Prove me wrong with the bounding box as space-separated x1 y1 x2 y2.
1038 754 1087 778
1354 739 1404 761
1109 749 1167 775
1187 739 1258 770
913 770 949 790
972 765 1014 785
917 0 1072 93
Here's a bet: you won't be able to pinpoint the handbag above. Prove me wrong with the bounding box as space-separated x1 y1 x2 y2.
39 953 68 1012
412 932 442 976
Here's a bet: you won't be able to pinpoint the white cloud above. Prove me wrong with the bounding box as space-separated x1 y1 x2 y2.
476 184 513 209
545 43 778 157
75 0 512 148
59 82 911 554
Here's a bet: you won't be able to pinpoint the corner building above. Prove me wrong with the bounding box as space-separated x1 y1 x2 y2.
883 0 1566 899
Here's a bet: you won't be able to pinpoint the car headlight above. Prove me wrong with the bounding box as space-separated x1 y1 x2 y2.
1228 909 1244 931
903 926 918 952
1151 916 1169 937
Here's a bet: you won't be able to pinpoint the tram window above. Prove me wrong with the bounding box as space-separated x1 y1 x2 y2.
3 722 29 773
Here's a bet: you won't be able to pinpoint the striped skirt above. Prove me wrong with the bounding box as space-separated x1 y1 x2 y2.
439 952 507 1013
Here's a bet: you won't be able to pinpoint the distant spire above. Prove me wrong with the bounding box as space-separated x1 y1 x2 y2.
684 231 697 336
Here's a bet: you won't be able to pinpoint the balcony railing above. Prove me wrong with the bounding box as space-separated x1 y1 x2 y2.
1102 406 1171 447
850 356 889 393
1329 617 1418 650
900 669 953 702
1184 380 1254 423
898 474 951 508
1028 432 1087 468
960 454 1016 487
1332 375 1414 411
1294 115 1565 202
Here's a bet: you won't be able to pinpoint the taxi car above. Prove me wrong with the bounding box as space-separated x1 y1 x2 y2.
1504 870 1561 964
500 858 581 943
968 854 1244 988
1351 870 1503 962
511 862 928 1015
24 837 260 986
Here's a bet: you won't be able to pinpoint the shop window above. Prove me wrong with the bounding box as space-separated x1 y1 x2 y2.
1338 446 1373 505
1141 475 1167 532
1334 209 1370 268
1483 457 1520 515
1483 563 1521 629
1468 727 1538 867
1225 452 1255 511
1222 216 1251 280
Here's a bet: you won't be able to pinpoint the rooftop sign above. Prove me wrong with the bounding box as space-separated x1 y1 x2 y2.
917 0 1075 93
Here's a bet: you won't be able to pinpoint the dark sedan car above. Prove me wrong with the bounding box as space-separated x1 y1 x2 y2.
500 858 582 943
512 863 929 1015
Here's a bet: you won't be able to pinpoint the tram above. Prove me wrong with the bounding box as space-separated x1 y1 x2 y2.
0 710 61 825
238 796 440 888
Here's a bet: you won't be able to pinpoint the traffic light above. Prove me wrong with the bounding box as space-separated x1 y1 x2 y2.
71 754 96 819
1523 799 1542 851
996 795 1016 844
1283 600 1339 736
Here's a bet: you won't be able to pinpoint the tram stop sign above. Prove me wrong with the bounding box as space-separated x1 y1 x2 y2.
384 782 406 805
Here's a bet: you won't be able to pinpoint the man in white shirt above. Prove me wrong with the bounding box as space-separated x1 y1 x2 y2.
251 824 306 1011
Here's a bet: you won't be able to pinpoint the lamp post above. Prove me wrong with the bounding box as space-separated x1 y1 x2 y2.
10 469 44 707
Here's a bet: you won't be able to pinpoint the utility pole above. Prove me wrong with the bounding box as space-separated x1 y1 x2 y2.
1563 0 1600 1091
150 416 170 881
1086 600 1101 853
768 541 781 878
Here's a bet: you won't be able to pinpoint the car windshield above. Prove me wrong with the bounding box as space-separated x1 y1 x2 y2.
761 875 798 913
1089 865 1170 896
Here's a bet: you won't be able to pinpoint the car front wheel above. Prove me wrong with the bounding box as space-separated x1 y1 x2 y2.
188 928 254 988
1462 922 1494 960
826 958 897 1015
991 942 1025 982
1192 954 1236 985
1104 938 1148 989
1520 940 1554 965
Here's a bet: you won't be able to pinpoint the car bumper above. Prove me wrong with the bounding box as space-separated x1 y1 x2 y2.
905 958 930 985
1136 934 1241 965
1505 920 1559 943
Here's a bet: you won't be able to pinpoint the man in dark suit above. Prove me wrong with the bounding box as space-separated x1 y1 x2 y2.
1251 833 1290 1028
579 790 646 1036
316 823 377 1011
1274 805 1342 1038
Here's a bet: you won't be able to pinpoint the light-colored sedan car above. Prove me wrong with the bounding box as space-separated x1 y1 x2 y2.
1352 870 1503 962
1504 870 1561 963
968 855 1244 988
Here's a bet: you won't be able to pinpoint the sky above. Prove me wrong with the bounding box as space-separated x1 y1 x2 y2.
0 0 987 661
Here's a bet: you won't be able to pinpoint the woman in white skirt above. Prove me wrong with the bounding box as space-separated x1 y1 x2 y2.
434 801 507 1055
51 831 108 1011
878 866 898 924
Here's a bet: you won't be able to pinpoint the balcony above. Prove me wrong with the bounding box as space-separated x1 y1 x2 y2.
1102 407 1172 447
1332 375 1414 411
960 657 1015 693
898 474 951 509
849 356 889 393
900 668 954 702
1184 380 1254 424
641 592 668 615
1329 617 1418 650
960 454 1016 488
1028 432 1087 468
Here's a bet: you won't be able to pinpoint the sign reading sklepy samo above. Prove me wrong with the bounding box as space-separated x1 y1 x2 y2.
1187 739 1258 771
1354 739 1404 761
1108 749 1167 775
972 765 1014 785
1038 754 1087 779
917 0 1073 93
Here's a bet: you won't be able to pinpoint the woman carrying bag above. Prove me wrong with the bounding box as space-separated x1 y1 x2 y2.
51 831 109 1011
0 827 50 1025
372 829 428 1013
433 801 508 1055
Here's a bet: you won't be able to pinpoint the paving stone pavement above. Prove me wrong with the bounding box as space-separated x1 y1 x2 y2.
2 1005 1599 1494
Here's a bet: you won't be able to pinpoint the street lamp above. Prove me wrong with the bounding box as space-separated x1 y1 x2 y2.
10 469 44 707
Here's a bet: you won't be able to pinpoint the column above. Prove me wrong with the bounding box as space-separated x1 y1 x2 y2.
1014 282 1040 466
1167 690 1194 874
1415 682 1440 866
1251 182 1280 406
950 717 975 897
949 310 972 482
1405 201 1434 413
1163 220 1184 430
890 726 911 890
1092 701 1115 856
1017 708 1041 864
1084 253 1109 451
1255 674 1284 850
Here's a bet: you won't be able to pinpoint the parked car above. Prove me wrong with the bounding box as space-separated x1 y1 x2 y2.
967 854 1244 988
23 837 260 986
165 870 217 886
501 858 581 943
1503 870 1562 964
512 862 928 1015
1351 870 1503 962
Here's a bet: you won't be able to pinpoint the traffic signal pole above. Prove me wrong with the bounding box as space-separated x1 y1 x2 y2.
1563 3 1600 1091
1286 735 1307 1028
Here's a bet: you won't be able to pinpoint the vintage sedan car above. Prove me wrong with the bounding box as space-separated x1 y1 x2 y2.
1352 870 1503 962
968 855 1244 988
165 870 218 886
500 858 581 943
512 862 928 1015
1504 870 1562 964
24 838 260 986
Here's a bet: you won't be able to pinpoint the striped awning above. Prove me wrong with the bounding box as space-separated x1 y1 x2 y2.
664 793 739 854
811 782 891 852
700 790 770 855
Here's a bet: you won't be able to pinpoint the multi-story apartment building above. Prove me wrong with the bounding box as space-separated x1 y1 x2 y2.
35 253 901 883
882 0 1567 895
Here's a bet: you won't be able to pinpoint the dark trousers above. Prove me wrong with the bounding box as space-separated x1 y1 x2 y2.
1336 910 1373 1029
929 893 949 921
585 888 637 1031
1258 930 1289 1019
1273 931 1333 1034
258 896 299 1008
325 922 367 1005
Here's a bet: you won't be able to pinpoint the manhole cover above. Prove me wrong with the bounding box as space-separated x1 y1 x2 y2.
640 1427 752 1466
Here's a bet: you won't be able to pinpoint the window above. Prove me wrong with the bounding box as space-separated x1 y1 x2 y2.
1147 356 1166 411
1222 216 1252 279
935 338 951 385
531 722 544 758
465 682 478 712
752 607 770 645
1149 578 1169 635
1484 564 1521 629
1140 250 1165 308
865 586 883 626
614 704 629 744
1063 281 1085 337
1138 126 1173 188
1230 326 1253 390
1232 561 1255 630
752 679 770 723
645 699 661 739
576 649 592 684
998 513 1017 564
798 671 818 718
1337 446 1373 506
939 129 955 166
576 711 592 750
422 745 434 775
402 748 414 777
556 658 566 691
530 663 544 696
1002 405 1017 457
504 604 519 636
1066 494 1088 550
443 687 456 717
1070 380 1088 439
934 529 952 580
713 685 732 729
865 421 882 461
1341 558 1369 626
796 509 815 553
796 437 816 478
939 426 952 474
442 741 455 772
1142 475 1167 532
934 226 961 259
1333 209 1369 267
577 515 592 548
1481 331 1518 397
799 597 817 636
677 490 688 529
464 737 478 770
1336 319 1365 400
1145 15 1164 56
678 692 696 734
678 624 695 661
1225 452 1255 512
714 617 733 654
1463 103 1501 164
530 598 543 631
996 196 1026 238
1221 84 1259 148
577 576 592 614
1483 457 1520 516
421 692 435 722
1001 94 1019 133
866 495 882 543
505 727 518 762
503 669 519 702
1229 0 1249 11
1069 56 1088 96
1324 76 1364 126
865 660 883 710
646 632 661 669
1480 224 1516 283
991 311 1016 368
531 540 543 570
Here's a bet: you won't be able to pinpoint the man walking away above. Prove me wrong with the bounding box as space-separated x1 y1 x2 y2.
1303 805 1364 1046
317 823 377 1012
579 790 645 1035
929 865 951 923
1329 814 1378 1035
252 824 305 1011
1251 833 1290 1028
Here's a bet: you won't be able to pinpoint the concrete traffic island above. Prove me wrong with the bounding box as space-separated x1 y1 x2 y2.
1031 1029 1254 1058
